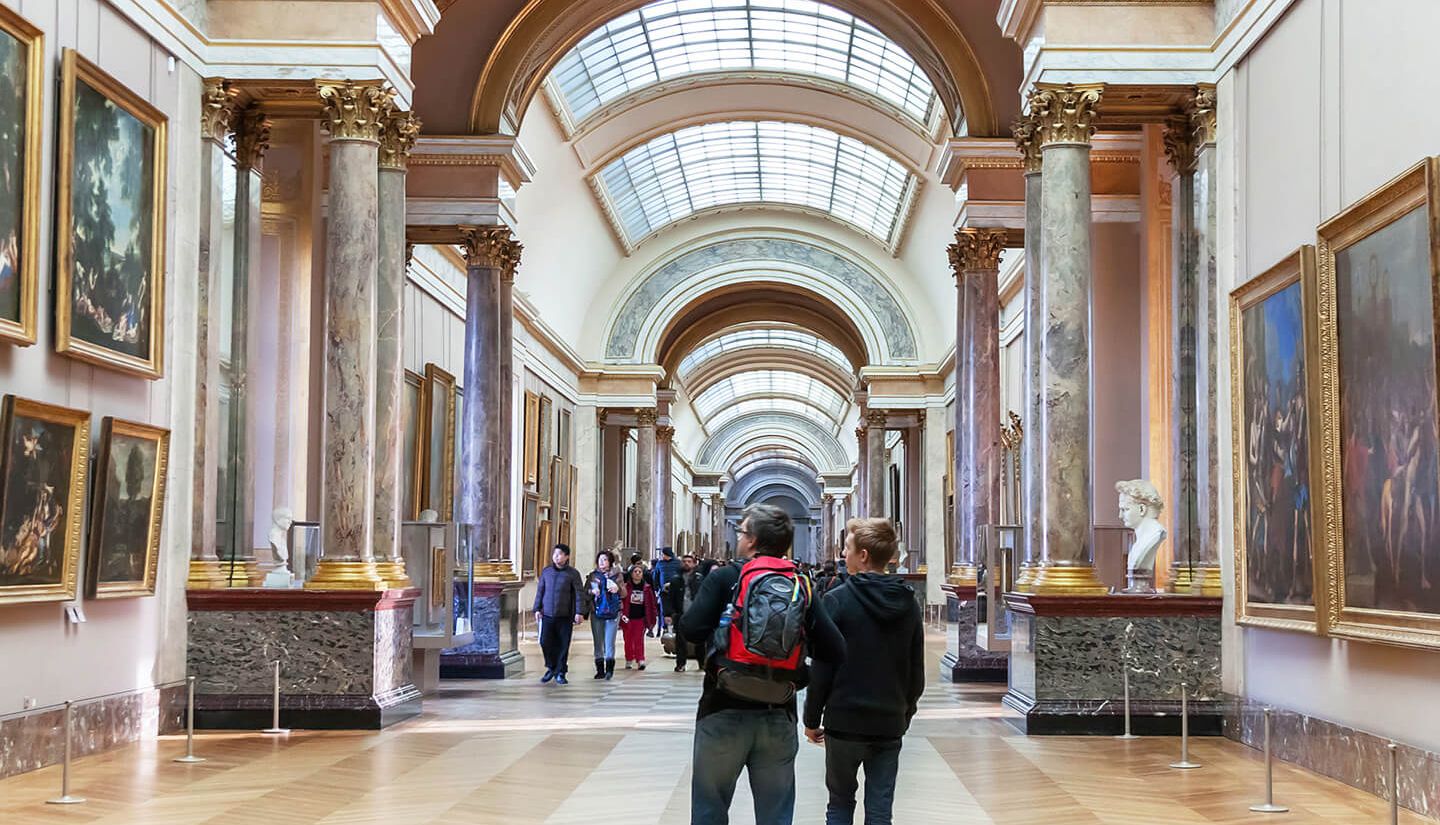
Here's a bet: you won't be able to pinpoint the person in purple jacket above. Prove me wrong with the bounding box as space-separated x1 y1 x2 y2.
533 544 584 685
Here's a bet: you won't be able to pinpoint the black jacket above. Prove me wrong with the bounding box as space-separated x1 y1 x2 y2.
802 573 924 738
663 570 703 617
680 557 846 720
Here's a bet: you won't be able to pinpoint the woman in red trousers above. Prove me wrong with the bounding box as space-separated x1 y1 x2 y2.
620 564 658 670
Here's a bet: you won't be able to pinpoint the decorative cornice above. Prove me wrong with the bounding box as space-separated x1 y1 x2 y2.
379 109 421 170
947 229 1008 276
201 78 236 143
460 226 522 276
1011 115 1041 174
232 106 271 170
1186 84 1218 148
1030 83 1104 147
636 408 659 427
317 80 391 143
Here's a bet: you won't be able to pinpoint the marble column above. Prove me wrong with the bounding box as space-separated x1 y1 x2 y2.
308 81 389 590
497 267 516 576
372 108 419 589
1189 87 1222 594
1015 114 1044 591
902 423 925 569
454 228 521 578
865 410 887 520
819 494 833 559
635 409 657 557
950 229 1008 583
710 493 724 558
655 425 675 550
855 424 868 518
187 80 233 589
1029 83 1107 595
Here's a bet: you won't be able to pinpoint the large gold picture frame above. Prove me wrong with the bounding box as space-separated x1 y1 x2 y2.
522 390 540 486
402 369 422 519
0 396 90 605
55 49 168 379
1317 157 1440 649
1231 247 1325 633
87 418 168 599
0 6 42 347
419 363 457 520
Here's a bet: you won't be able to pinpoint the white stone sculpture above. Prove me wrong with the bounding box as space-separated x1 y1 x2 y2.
419 509 440 523
1116 480 1166 587
264 507 296 588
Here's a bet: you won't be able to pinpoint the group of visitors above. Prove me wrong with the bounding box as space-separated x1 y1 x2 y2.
531 504 923 825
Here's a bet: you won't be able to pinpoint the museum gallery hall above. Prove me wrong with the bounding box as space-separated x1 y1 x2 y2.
1 0 1439 822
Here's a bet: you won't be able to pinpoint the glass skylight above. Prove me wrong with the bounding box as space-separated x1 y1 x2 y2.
705 398 838 431
678 327 853 378
691 369 846 426
550 0 937 125
599 120 914 247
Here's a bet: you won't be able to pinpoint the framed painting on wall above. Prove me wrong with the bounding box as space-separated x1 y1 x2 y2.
558 407 572 462
87 418 168 598
537 519 552 572
1230 247 1325 633
55 49 168 379
537 395 553 504
402 370 422 519
0 6 41 347
1317 157 1440 649
521 492 539 578
419 363 457 520
523 390 540 486
0 396 90 605
551 456 567 514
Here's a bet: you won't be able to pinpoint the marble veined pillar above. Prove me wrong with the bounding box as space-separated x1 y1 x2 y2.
372 107 419 589
308 81 388 590
656 424 675 549
865 410 887 521
187 80 233 589
855 424 868 518
710 493 724 558
1015 113 1043 591
1190 87 1222 595
497 266 516 576
950 229 1008 585
635 409 657 558
1029 83 1108 595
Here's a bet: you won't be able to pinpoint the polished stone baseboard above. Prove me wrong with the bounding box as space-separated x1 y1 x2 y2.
0 683 185 779
1003 692 1224 736
439 648 526 680
196 685 422 731
1224 697 1439 818
939 651 1008 683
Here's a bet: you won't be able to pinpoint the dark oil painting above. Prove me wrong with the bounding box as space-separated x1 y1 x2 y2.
0 413 79 588
0 25 27 326
92 430 159 587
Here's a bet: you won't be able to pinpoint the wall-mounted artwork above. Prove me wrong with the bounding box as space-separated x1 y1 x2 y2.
0 7 41 347
522 492 539 578
551 456 568 514
537 395 553 504
1231 247 1324 633
523 391 540 486
558 407 572 462
55 49 168 378
1317 158 1440 649
420 363 456 520
87 418 168 599
402 370 421 519
0 396 90 605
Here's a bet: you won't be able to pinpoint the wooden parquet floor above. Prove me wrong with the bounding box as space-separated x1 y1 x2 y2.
0 638 1430 825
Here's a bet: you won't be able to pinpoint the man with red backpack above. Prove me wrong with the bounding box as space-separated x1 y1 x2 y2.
679 503 846 825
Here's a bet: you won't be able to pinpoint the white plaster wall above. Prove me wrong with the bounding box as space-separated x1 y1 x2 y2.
1220 0 1440 751
0 0 200 710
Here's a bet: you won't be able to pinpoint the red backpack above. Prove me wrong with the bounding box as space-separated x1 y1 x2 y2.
710 556 814 704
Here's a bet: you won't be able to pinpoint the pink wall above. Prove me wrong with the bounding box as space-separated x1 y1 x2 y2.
1089 222 1145 526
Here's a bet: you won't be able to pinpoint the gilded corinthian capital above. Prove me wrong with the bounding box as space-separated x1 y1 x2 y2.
1030 83 1104 147
461 226 523 276
1186 84 1217 148
201 79 236 143
233 107 272 170
1011 115 1041 174
379 110 422 171
947 228 1008 277
317 81 391 143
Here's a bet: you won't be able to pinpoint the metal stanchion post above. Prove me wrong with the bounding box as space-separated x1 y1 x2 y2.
1249 707 1288 813
1116 666 1139 741
261 661 290 735
1169 682 1201 770
174 676 206 763
45 701 86 805
1388 742 1399 825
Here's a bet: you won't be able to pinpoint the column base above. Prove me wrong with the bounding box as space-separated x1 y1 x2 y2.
442 579 525 678
1168 564 1223 596
1013 563 1038 592
940 650 1008 683
1027 564 1109 595
947 564 978 587
1001 693 1224 736
439 648 526 680
186 559 230 589
940 584 1008 683
375 560 413 589
469 560 519 582
305 560 389 590
196 685 422 731
224 559 265 588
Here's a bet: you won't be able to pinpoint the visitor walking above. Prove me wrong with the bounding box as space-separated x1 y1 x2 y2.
586 550 623 680
533 544 584 685
664 553 703 672
803 518 925 825
679 504 846 825
620 564 658 670
652 547 682 633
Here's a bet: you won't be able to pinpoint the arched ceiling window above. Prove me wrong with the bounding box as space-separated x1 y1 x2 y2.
678 327 852 379
549 0 938 127
597 120 917 249
691 368 847 432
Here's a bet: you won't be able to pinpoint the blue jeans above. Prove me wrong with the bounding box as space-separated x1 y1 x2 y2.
590 617 618 659
824 735 902 825
692 709 798 825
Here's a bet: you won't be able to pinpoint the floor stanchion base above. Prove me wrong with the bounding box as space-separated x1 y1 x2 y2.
1114 733 1141 741
1169 761 1202 770
1248 803 1289 813
261 728 291 736
173 755 207 764
46 795 86 805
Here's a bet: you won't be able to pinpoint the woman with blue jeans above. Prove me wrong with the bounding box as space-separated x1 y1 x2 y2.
586 550 622 680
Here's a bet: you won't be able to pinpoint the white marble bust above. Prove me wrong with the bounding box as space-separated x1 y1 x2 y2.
264 507 296 588
1116 479 1166 573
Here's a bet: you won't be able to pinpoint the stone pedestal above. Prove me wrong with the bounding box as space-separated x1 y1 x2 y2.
1001 593 1221 735
939 584 1008 683
440 579 525 679
186 588 422 729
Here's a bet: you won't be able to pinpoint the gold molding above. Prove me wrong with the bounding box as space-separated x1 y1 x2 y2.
636 407 659 427
0 396 90 605
408 153 509 167
88 418 170 599
1027 563 1109 595
305 560 389 590
317 80 391 143
1186 84 1217 147
0 5 42 347
1031 83 1104 147
199 77 235 144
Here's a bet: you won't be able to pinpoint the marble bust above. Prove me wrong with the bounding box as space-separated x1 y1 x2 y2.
1116 479 1166 574
264 507 295 588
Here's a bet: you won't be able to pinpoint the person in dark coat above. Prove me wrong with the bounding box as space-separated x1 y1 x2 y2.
803 518 925 825
662 553 702 671
532 544 584 684
651 546 681 633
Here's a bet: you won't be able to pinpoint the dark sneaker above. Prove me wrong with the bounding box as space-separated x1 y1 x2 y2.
674 664 685 672
556 673 569 685
540 670 555 683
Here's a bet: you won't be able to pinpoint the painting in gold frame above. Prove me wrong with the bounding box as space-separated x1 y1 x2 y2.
522 390 540 486
1230 247 1325 633
402 369 422 519
537 395 553 503
1317 157 1440 649
87 418 168 599
0 6 42 347
55 49 168 378
419 363 457 520
551 456 568 514
429 547 447 611
0 396 90 605
536 519 553 572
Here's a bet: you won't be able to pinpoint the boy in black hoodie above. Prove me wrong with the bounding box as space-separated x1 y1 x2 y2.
803 517 924 825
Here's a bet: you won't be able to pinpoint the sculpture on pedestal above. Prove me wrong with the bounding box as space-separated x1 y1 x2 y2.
1116 480 1166 593
264 507 295 588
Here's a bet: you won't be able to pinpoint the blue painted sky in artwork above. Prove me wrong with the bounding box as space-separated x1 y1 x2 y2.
1262 281 1304 406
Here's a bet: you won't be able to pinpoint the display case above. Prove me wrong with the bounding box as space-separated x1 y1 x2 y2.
401 520 475 647
975 524 1021 652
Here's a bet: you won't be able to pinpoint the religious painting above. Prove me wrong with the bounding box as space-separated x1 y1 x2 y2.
402 370 421 519
0 396 90 605
523 391 540 486
522 492 539 578
87 418 168 599
1231 247 1324 633
0 7 41 347
55 49 168 378
1317 158 1440 649
419 363 456 520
